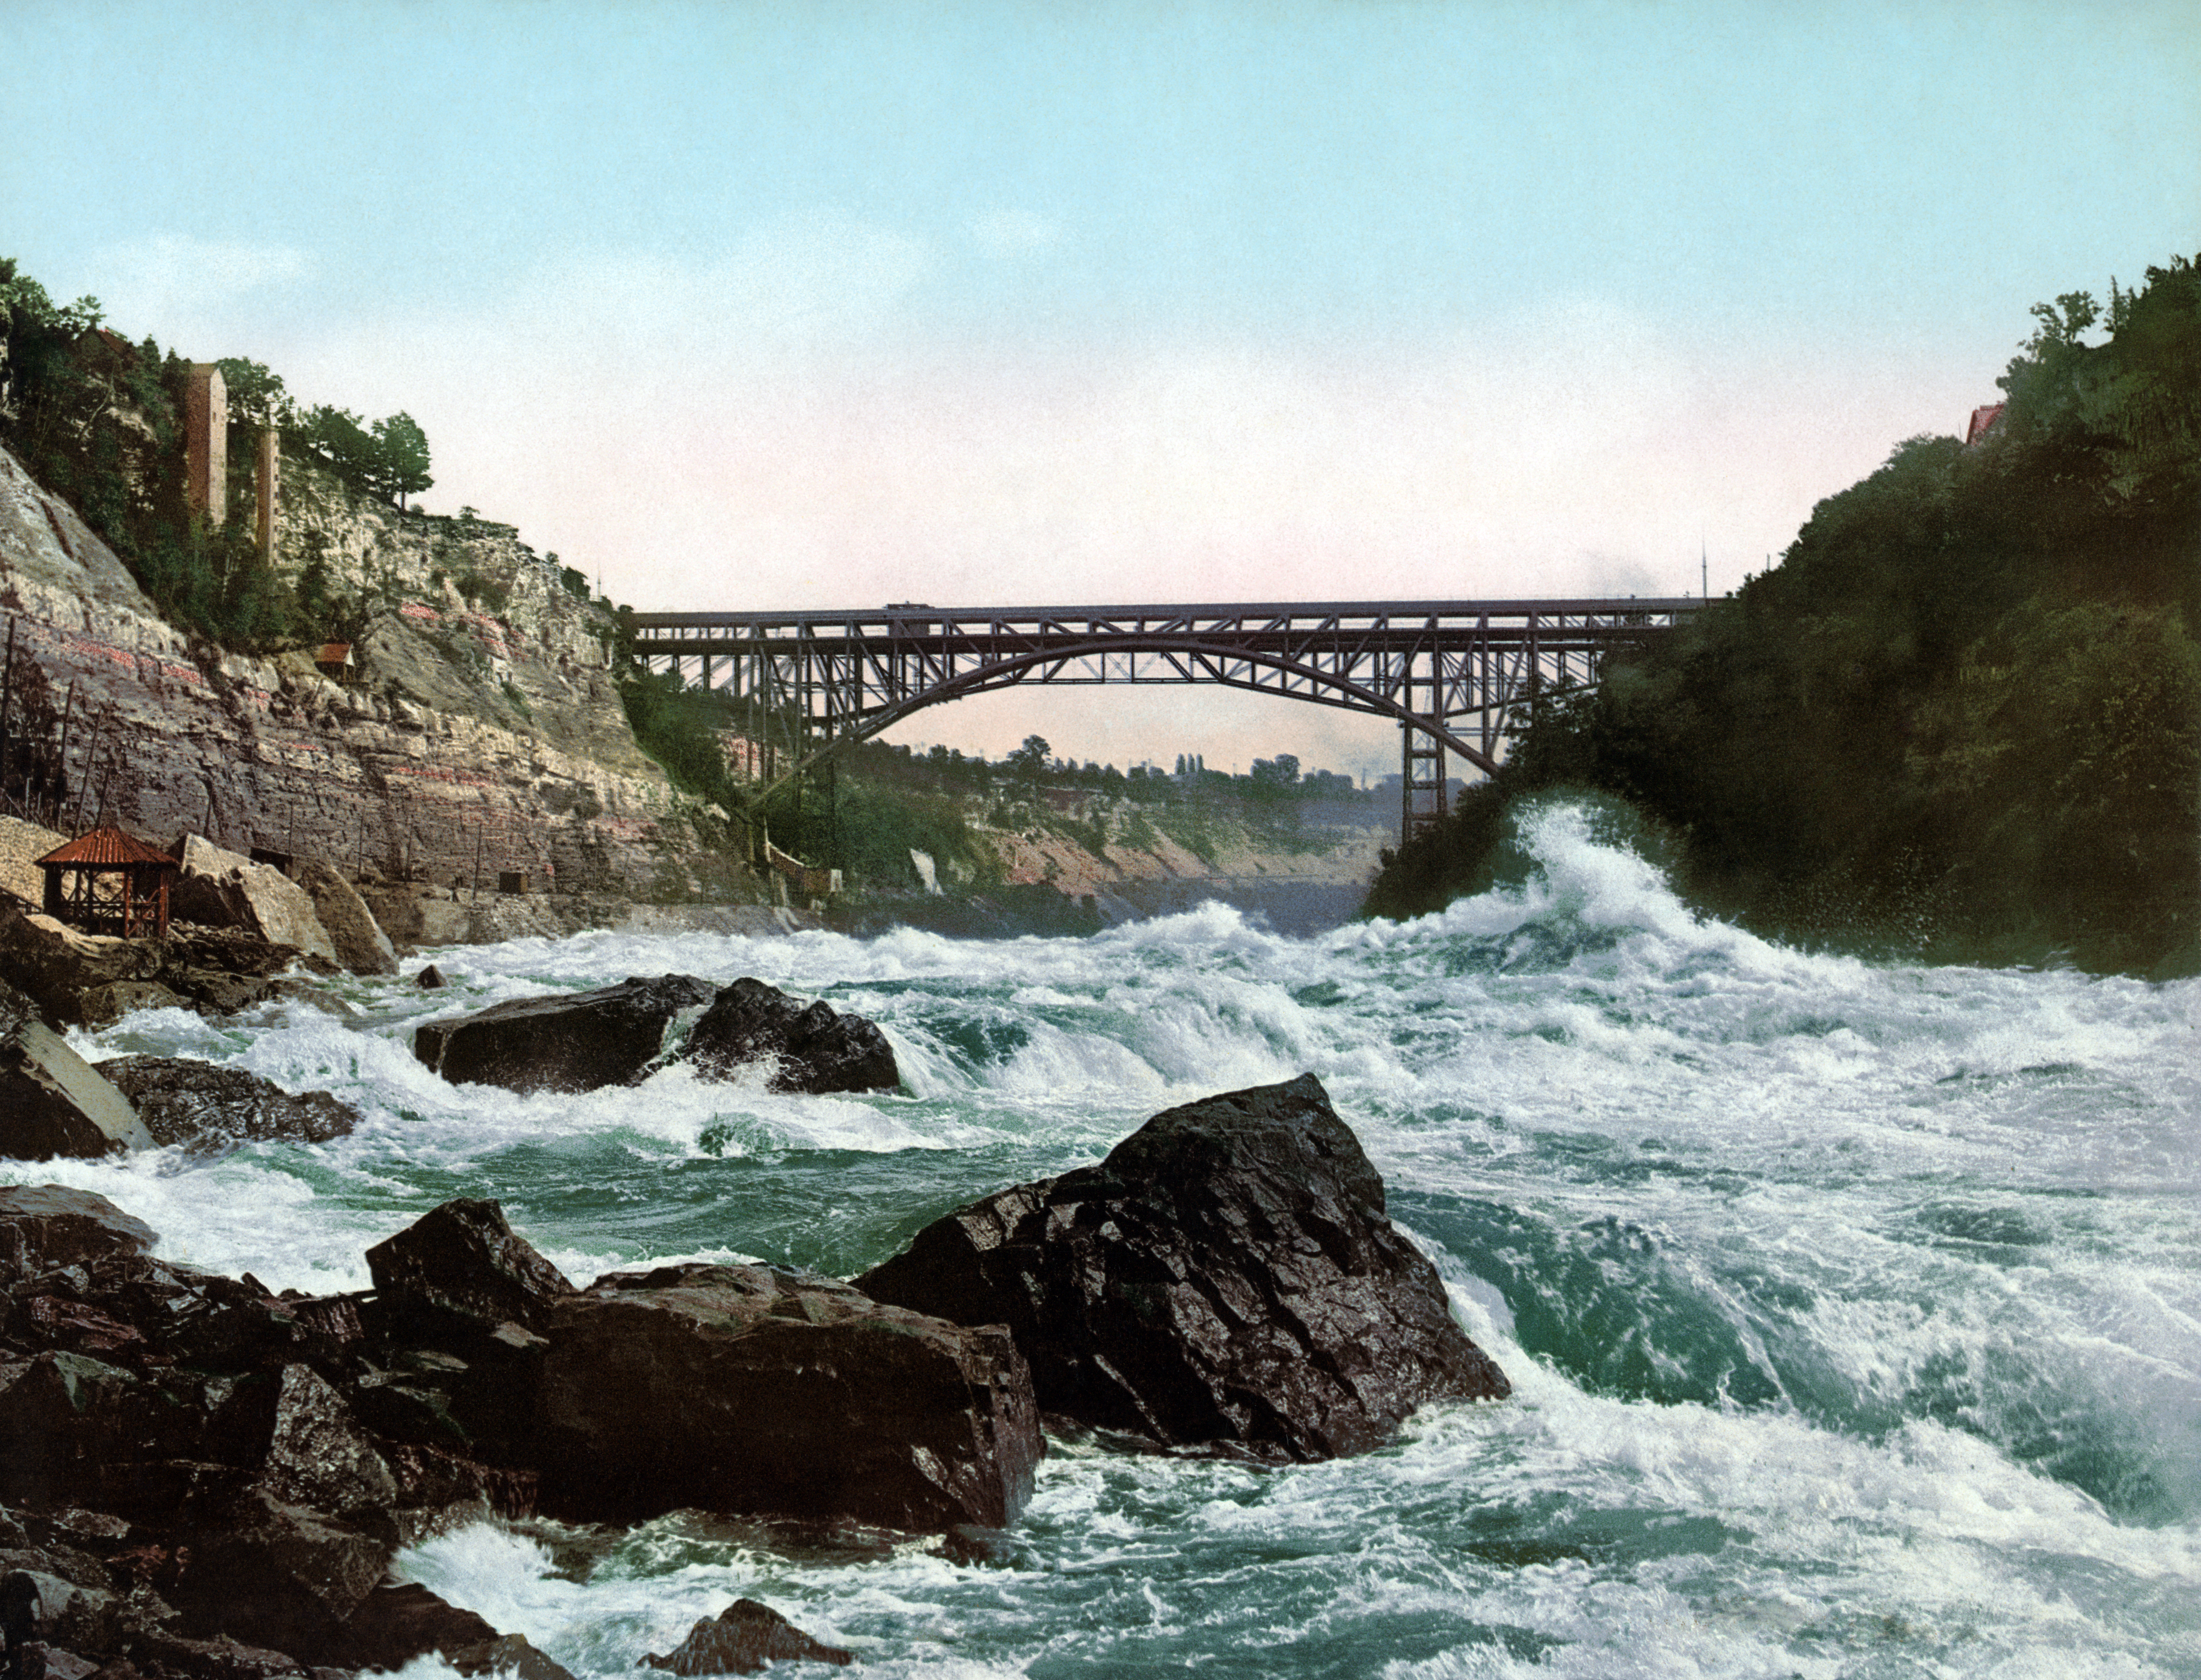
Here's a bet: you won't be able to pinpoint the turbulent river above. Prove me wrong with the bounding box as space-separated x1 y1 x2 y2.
12 806 2199 1678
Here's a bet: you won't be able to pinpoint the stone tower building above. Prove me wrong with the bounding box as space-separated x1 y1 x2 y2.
184 363 226 524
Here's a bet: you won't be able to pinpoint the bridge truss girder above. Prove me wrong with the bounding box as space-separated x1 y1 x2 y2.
629 599 1698 843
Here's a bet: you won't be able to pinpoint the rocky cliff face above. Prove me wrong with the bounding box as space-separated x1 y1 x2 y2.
0 442 714 896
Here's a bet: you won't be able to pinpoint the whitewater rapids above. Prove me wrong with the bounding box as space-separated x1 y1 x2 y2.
17 804 2197 1678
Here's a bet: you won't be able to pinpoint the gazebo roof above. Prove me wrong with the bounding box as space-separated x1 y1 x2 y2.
36 826 178 870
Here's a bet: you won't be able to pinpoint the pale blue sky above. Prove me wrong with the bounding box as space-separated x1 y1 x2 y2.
4 1 2195 776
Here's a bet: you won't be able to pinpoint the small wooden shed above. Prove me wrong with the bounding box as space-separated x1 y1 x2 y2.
36 826 178 940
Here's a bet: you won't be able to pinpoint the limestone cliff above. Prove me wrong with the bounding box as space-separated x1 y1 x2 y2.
0 441 715 895
972 803 1386 904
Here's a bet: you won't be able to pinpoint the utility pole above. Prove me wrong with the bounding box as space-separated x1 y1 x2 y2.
0 615 17 814
1701 539 1708 602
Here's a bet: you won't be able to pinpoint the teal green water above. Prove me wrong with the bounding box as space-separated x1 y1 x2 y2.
18 805 2199 1677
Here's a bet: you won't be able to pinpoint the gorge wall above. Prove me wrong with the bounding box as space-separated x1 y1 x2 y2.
0 441 725 899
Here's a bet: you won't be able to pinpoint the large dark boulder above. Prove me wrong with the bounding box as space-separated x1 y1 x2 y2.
0 1354 193 1511
0 901 162 1030
355 1204 570 1466
161 1371 398 1654
309 1582 497 1673
412 974 716 1092
0 1188 157 1287
858 1072 1510 1462
363 1199 576 1336
1 1565 124 1657
640 1599 853 1673
683 978 899 1094
169 1485 391 1656
202 1364 397 1520
95 1059 359 1152
534 1262 1040 1533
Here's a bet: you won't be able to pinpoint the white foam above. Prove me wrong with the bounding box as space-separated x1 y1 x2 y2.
15 797 2195 1673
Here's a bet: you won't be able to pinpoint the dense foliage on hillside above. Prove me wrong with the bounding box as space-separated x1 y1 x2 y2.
0 258 434 649
1367 256 2200 976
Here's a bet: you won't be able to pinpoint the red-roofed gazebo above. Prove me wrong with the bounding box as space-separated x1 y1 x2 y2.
36 826 178 940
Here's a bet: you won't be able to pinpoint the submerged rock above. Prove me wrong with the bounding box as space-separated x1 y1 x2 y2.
535 1261 1041 1533
640 1598 855 1673
410 973 715 1092
683 978 899 1094
859 1072 1510 1461
96 1058 359 1151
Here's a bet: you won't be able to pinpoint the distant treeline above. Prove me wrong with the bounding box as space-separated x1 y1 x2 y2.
0 256 434 650
615 661 1372 889
1366 255 2200 977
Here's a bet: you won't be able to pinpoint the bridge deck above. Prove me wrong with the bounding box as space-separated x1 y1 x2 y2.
629 597 1701 649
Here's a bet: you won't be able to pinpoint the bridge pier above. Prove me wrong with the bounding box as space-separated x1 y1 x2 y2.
1403 728 1448 843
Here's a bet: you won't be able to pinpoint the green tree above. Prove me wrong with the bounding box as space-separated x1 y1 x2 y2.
1008 734 1052 779
292 404 380 487
370 411 433 508
1249 753 1301 798
215 357 293 424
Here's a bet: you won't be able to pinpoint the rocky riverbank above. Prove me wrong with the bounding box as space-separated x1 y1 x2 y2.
1 1073 1506 1677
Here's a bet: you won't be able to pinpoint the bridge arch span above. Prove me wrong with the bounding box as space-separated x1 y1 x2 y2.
629 597 1699 841
822 635 1502 778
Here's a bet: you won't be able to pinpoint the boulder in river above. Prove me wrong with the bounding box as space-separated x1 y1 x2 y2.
858 1072 1510 1461
96 1056 360 1151
640 1597 854 1673
304 1582 500 1674
76 978 189 1026
411 973 716 1092
535 1261 1041 1533
411 974 900 1096
0 984 155 1161
0 898 163 1028
683 976 900 1094
0 1185 157 1284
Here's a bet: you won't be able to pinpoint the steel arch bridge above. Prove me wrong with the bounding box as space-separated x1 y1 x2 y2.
628 597 1701 841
